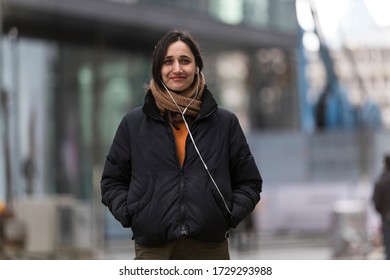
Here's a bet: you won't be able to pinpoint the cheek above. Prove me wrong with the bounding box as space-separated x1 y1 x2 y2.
189 73 196 83
161 67 170 79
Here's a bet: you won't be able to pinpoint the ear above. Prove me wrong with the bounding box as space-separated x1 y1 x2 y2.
196 67 200 75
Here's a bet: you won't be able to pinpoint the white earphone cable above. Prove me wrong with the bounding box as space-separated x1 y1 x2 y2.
160 73 232 215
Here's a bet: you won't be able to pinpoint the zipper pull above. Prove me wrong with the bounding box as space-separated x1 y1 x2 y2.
181 225 188 236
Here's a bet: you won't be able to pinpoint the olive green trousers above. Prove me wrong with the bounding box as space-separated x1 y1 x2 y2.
134 237 230 260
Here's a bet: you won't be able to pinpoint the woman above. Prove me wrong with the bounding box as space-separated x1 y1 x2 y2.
101 29 262 260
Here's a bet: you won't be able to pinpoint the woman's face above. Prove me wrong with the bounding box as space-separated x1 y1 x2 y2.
161 40 197 92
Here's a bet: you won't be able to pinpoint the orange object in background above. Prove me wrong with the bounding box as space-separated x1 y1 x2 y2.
0 202 6 215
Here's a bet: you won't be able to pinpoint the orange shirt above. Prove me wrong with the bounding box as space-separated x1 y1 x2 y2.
171 122 188 167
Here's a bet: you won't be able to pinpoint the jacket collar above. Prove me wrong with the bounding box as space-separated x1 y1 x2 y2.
142 86 218 120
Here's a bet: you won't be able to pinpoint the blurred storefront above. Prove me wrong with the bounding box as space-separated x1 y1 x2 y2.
0 0 299 258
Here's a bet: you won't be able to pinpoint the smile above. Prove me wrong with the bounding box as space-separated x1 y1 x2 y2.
170 76 186 81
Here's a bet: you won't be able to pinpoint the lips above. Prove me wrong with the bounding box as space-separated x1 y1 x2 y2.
170 76 186 81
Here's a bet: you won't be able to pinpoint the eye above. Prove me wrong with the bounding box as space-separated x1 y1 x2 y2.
163 59 172 65
180 58 191 64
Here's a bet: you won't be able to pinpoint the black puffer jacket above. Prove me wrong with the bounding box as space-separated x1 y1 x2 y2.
101 87 262 245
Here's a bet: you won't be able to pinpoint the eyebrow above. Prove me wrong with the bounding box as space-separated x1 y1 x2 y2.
164 55 192 59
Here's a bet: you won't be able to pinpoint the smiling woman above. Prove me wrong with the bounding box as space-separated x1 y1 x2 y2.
149 31 206 129
100 29 263 260
161 41 197 92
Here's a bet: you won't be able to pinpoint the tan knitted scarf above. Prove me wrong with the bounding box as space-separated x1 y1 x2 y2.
150 74 205 118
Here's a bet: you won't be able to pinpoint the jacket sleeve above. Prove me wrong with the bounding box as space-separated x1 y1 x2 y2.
228 114 263 228
101 116 132 228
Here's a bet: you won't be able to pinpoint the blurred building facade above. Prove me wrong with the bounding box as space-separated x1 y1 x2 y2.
1 0 390 260
0 0 299 257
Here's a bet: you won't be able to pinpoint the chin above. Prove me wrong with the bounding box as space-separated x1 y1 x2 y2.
172 88 186 92
168 84 188 92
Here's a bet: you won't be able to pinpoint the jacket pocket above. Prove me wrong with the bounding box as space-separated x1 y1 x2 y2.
126 173 154 219
206 168 232 224
207 185 232 229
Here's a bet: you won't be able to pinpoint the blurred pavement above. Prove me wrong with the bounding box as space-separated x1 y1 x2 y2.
102 232 384 260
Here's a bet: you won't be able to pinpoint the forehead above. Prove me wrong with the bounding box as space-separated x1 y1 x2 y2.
166 41 194 57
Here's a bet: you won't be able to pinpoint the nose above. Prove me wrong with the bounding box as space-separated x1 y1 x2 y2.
171 60 181 73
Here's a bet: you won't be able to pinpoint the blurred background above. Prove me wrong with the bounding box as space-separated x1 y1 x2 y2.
0 0 389 260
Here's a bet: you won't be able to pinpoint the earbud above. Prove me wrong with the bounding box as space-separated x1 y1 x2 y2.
196 67 199 75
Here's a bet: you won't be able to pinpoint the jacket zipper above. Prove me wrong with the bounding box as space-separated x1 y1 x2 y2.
179 169 188 236
179 135 189 236
168 124 188 236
